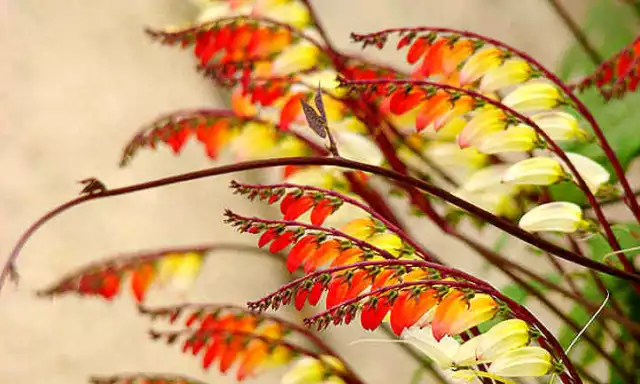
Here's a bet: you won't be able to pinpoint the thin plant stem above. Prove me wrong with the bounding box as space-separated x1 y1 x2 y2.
6 156 640 298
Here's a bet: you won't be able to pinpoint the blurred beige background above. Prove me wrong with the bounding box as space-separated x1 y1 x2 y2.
1 1 599 383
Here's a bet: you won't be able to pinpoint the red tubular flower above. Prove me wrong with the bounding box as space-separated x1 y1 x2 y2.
325 277 349 309
287 235 318 272
308 281 325 306
269 231 296 253
344 270 370 300
310 199 335 225
294 287 309 310
389 289 438 335
417 38 448 77
130 263 155 302
258 228 278 248
280 192 299 214
388 90 424 115
406 37 431 64
361 297 392 331
397 34 414 49
164 126 191 154
98 269 121 300
283 195 315 221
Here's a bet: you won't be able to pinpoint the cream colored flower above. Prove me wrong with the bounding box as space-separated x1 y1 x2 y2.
272 41 320 75
519 202 586 233
503 157 565 186
402 325 462 369
479 59 531 92
562 152 610 194
465 319 531 363
502 82 561 113
488 347 552 377
477 124 538 154
530 111 588 142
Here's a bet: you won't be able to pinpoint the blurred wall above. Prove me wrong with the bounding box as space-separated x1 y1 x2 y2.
1 1 592 383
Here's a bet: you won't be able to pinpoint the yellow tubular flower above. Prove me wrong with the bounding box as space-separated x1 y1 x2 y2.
502 82 561 113
281 355 347 384
286 168 335 189
156 252 203 292
340 218 377 240
230 122 277 159
262 1 311 28
459 47 503 85
530 111 589 142
281 357 324 384
479 319 531 361
432 116 467 141
477 124 537 154
273 136 309 158
479 59 531 93
561 152 610 194
519 202 586 233
488 347 552 377
368 233 404 257
502 157 565 186
272 41 320 75
457 107 508 148
453 319 532 367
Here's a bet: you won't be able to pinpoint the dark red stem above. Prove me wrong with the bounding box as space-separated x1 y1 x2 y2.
6 156 640 299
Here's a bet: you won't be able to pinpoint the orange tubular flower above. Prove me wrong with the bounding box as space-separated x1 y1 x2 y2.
130 263 155 302
303 239 340 272
339 217 378 240
415 91 451 132
279 92 306 130
287 235 318 273
390 289 439 335
330 248 365 267
431 291 499 341
196 119 236 159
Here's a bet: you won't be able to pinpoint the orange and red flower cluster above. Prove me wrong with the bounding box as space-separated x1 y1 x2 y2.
38 249 206 302
573 36 640 99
